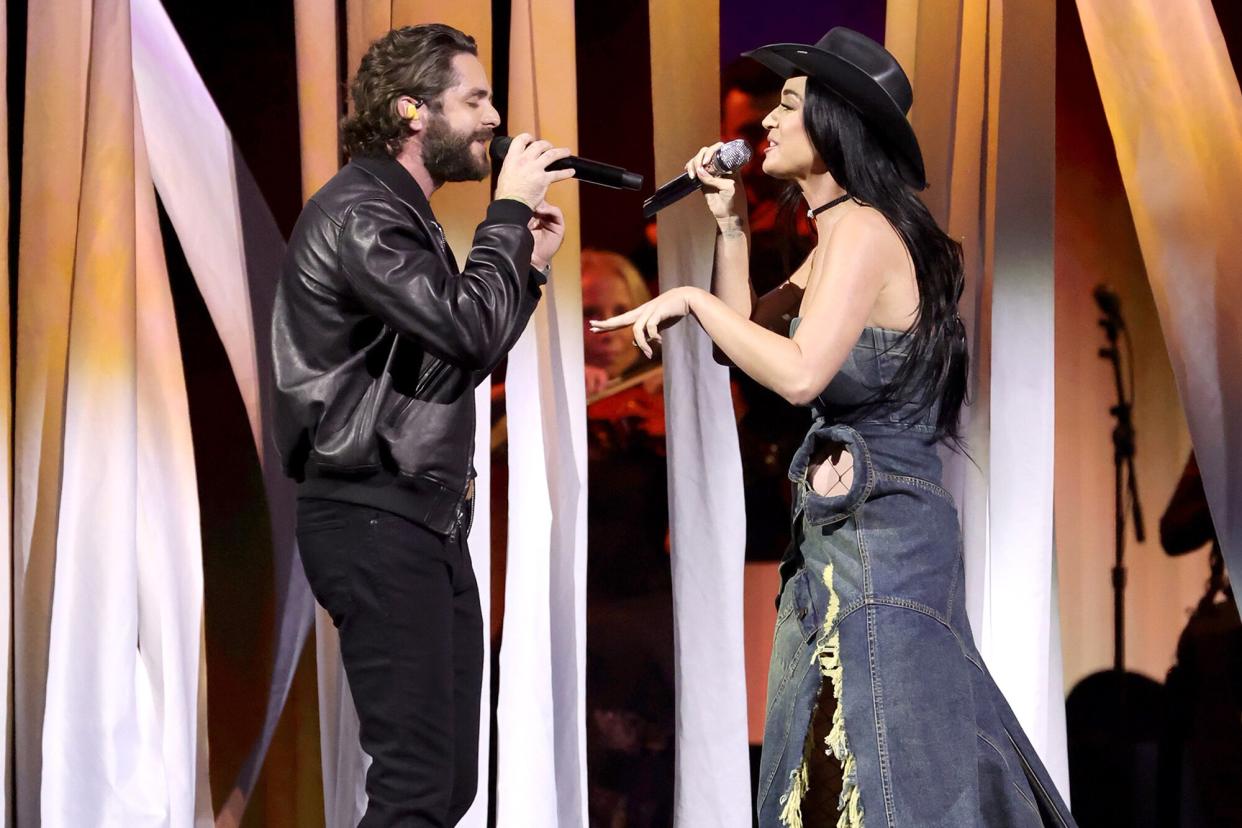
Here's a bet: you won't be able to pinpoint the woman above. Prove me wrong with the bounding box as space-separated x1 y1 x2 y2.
579 249 670 597
592 28 1075 828
582 249 655 394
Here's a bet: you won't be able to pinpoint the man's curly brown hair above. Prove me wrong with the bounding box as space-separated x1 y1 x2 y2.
341 24 478 159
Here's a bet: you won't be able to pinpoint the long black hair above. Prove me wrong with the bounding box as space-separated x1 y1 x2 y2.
788 78 969 444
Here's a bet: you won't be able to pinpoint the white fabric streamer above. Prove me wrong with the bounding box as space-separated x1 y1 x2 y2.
132 1 314 822
649 1 752 824
496 255 589 828
495 1 590 825
888 0 1070 796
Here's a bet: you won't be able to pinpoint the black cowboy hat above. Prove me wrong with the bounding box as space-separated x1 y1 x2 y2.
743 27 926 190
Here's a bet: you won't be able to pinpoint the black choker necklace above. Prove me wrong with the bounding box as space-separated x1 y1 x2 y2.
808 193 852 219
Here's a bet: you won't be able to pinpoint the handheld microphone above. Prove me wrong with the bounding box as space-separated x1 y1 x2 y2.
489 136 643 191
643 139 752 218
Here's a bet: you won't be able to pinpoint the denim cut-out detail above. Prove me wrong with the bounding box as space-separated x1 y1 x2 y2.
788 421 876 528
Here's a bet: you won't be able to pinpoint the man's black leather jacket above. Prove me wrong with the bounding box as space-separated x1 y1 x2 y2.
272 155 545 535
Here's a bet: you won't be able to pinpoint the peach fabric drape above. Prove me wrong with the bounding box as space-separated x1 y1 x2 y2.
1072 0 1242 612
12 1 88 819
0 3 11 823
1054 0 1206 696
294 0 339 202
14 0 211 823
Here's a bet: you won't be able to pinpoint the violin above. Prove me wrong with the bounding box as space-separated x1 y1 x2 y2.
587 365 666 445
488 364 666 452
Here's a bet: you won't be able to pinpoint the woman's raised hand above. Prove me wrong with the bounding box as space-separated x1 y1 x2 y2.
686 142 748 227
590 286 702 360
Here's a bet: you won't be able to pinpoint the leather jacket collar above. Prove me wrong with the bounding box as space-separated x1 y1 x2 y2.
350 154 436 223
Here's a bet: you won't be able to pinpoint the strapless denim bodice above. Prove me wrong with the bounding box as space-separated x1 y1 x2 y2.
788 317 943 485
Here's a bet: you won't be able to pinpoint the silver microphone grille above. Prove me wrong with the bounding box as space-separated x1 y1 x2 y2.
715 139 753 172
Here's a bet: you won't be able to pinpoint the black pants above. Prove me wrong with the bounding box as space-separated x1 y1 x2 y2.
296 498 483 827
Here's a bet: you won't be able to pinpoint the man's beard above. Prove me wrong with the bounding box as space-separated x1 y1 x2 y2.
422 115 491 182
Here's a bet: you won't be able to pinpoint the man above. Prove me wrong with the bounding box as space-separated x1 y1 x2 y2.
272 24 572 827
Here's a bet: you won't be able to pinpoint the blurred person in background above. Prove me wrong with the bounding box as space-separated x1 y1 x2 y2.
1160 453 1242 827
580 249 675 827
490 249 675 826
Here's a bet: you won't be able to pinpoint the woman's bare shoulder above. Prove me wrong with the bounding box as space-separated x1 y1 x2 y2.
829 204 902 250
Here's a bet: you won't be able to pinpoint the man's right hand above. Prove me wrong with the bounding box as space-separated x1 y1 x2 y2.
494 133 575 208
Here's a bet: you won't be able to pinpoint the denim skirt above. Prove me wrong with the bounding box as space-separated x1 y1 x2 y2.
756 421 1077 828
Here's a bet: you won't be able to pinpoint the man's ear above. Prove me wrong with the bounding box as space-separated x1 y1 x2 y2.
396 95 424 132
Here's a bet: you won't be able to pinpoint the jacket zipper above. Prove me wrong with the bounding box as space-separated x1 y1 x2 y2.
427 215 474 541
452 430 478 540
430 219 450 258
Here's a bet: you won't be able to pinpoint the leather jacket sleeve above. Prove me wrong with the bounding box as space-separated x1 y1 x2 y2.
338 197 540 371
471 264 549 388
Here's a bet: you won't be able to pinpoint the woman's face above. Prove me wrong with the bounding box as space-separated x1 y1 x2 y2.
760 76 819 180
582 270 640 378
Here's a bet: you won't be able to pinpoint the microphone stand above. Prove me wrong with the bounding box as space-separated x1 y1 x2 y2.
1096 288 1145 677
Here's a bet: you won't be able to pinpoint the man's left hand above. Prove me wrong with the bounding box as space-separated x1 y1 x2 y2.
529 200 565 272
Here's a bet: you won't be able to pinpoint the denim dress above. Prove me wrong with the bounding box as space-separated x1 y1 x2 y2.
756 323 1076 828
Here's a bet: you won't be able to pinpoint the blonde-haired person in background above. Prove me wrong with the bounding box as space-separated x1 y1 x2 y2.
582 248 653 396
